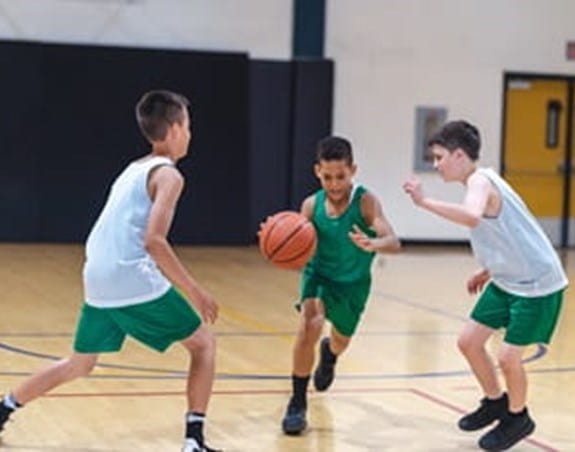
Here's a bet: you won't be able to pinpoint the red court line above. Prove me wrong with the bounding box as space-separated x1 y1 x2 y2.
409 388 466 414
41 387 560 451
410 388 560 452
44 387 409 398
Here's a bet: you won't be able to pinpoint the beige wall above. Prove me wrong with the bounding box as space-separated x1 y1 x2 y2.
2 0 575 239
0 0 292 58
327 0 575 239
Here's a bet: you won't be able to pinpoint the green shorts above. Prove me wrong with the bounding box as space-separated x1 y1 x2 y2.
73 287 202 353
471 282 564 346
299 269 371 337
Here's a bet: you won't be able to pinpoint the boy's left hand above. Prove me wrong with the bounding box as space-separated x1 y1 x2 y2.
466 269 490 295
349 225 376 252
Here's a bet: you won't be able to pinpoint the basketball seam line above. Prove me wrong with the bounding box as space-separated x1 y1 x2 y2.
268 221 309 260
273 233 317 263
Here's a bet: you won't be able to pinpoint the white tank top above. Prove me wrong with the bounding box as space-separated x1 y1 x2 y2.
469 168 568 297
82 156 173 307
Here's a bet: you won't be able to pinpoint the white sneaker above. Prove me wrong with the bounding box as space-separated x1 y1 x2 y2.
182 438 221 452
182 438 202 452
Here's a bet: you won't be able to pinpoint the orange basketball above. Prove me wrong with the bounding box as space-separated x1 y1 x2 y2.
258 211 317 270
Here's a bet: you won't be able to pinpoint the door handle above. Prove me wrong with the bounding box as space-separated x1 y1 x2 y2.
546 100 562 149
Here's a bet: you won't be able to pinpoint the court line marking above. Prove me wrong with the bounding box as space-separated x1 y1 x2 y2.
28 387 559 452
0 290 567 450
0 342 554 379
374 290 469 322
411 388 560 452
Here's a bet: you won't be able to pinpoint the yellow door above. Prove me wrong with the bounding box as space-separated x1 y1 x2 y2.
503 78 569 246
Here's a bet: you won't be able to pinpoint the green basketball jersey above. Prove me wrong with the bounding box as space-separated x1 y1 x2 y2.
305 185 376 283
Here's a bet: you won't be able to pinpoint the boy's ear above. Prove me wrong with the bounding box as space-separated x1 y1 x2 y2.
351 163 358 176
453 148 466 159
165 122 179 141
314 163 321 177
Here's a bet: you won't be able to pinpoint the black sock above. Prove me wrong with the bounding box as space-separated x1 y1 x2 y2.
508 408 527 417
291 375 310 408
486 393 506 403
185 411 205 444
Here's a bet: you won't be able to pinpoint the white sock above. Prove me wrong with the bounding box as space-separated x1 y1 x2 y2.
186 412 205 423
3 394 21 410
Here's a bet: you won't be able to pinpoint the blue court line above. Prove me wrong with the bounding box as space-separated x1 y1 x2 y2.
2 365 573 381
0 290 562 380
0 341 561 380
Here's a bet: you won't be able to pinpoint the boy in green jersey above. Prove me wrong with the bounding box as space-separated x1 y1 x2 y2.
282 136 401 435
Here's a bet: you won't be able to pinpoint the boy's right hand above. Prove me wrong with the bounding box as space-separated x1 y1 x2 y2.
403 176 425 206
190 288 219 324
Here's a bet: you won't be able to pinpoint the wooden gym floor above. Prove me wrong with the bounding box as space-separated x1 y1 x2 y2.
0 243 573 451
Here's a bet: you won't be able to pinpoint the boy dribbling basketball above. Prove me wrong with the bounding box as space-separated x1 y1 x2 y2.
281 136 401 435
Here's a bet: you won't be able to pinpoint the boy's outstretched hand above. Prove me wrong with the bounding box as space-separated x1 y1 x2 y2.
403 176 425 206
349 225 376 252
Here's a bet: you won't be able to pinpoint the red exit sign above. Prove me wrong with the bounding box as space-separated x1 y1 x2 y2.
567 41 575 60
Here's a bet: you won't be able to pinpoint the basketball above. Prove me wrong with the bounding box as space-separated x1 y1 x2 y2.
258 211 317 270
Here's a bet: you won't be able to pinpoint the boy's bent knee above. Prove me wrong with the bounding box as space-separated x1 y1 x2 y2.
497 347 524 371
299 314 324 341
181 326 215 353
302 312 324 330
457 335 473 354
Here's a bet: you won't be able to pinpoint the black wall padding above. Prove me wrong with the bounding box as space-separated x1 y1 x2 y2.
248 58 334 239
0 43 44 240
0 41 251 244
288 59 333 210
0 41 333 245
249 60 292 237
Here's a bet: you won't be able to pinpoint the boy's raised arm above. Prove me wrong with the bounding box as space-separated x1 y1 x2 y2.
403 173 491 228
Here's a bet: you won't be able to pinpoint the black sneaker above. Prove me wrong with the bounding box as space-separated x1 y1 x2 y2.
458 393 508 431
281 399 307 435
0 402 14 433
478 409 535 451
313 337 336 392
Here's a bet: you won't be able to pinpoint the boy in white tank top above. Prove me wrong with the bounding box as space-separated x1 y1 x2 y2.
0 90 221 452
403 120 567 451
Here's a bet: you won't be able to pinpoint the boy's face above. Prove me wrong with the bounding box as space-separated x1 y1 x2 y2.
431 144 465 182
314 158 356 203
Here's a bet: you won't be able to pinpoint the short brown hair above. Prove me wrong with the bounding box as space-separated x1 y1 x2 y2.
427 120 481 161
135 90 190 142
